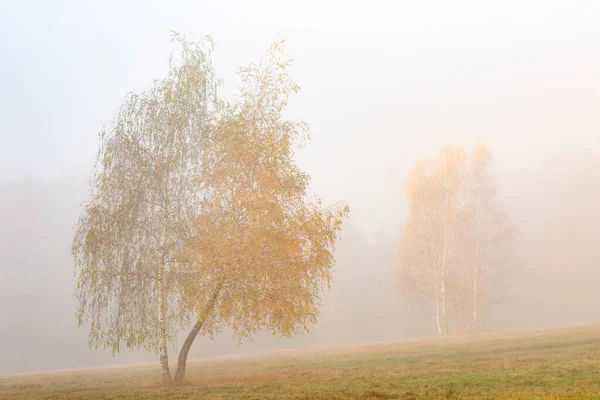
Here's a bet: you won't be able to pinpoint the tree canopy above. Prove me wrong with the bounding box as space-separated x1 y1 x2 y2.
73 34 348 383
400 144 513 335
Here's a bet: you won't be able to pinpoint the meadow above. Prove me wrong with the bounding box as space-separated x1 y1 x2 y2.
2 323 600 399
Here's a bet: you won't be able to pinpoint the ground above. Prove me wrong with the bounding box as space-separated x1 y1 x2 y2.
2 323 600 399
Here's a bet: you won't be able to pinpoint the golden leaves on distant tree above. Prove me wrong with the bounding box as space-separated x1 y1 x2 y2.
400 144 513 335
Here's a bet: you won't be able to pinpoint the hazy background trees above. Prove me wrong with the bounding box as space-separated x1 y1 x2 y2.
400 144 513 335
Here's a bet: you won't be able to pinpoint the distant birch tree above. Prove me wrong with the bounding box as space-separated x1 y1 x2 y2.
464 143 513 331
400 144 513 335
401 146 467 335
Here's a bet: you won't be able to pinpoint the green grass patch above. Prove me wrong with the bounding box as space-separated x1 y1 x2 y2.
2 323 600 399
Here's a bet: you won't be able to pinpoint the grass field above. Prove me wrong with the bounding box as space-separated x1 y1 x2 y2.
2 323 600 399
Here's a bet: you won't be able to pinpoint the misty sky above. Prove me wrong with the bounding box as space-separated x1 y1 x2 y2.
1 0 600 374
2 0 600 238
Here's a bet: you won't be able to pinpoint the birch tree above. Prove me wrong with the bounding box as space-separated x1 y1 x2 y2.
464 143 513 331
400 143 513 334
401 146 466 335
73 35 348 384
72 33 219 383
172 39 349 382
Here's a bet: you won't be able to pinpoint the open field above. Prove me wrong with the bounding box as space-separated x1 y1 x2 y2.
2 324 600 399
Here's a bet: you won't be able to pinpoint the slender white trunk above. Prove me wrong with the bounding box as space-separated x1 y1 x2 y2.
435 281 442 336
158 268 171 383
440 177 450 336
472 274 478 327
473 182 482 329
440 271 448 335
466 288 472 331
159 127 174 383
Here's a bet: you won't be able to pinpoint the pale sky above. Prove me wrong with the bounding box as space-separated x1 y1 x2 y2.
1 0 599 236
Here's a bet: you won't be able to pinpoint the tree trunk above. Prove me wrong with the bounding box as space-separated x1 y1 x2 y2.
435 281 442 336
472 273 478 330
472 180 482 332
441 279 448 335
440 179 451 336
159 343 171 383
173 282 224 383
158 275 172 383
173 319 203 382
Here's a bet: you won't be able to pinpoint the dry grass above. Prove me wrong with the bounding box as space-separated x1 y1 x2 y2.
2 323 600 399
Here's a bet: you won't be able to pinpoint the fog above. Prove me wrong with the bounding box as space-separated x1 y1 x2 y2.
1 0 599 374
